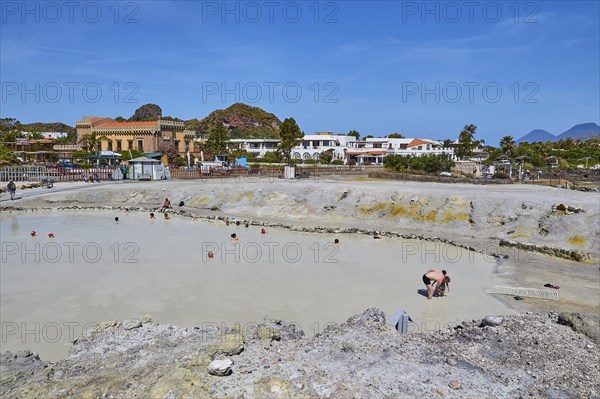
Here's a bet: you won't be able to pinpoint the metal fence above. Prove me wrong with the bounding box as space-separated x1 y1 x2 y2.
523 177 599 191
169 164 381 181
0 166 123 182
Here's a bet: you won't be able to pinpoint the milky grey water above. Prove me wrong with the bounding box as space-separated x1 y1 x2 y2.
0 211 513 360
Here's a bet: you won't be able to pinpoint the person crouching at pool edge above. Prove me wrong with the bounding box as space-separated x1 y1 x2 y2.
422 269 450 300
438 270 451 297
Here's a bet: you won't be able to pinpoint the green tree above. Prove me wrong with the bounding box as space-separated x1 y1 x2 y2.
347 130 360 140
0 118 21 133
204 123 229 158
362 135 374 141
499 136 515 155
387 133 404 138
0 118 22 149
383 154 454 173
262 151 282 163
442 139 454 148
0 146 18 164
78 133 106 152
455 124 479 159
278 118 303 163
319 149 335 164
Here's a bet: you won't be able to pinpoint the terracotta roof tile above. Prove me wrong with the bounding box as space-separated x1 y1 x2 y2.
96 121 159 129
407 139 432 147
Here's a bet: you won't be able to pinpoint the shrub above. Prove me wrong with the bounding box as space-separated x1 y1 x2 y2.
383 154 454 173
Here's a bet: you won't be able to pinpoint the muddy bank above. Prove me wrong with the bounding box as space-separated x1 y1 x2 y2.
2 310 599 399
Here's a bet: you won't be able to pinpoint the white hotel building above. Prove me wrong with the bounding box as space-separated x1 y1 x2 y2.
227 133 454 164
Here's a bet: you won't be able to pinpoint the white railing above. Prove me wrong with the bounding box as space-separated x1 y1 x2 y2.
0 166 47 182
0 166 125 182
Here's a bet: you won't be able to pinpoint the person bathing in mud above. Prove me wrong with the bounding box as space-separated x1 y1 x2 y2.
160 198 172 213
422 269 450 299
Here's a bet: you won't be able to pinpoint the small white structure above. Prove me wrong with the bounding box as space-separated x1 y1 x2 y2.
283 165 296 179
128 157 166 180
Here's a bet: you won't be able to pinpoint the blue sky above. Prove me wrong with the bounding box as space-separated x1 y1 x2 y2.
1 1 598 144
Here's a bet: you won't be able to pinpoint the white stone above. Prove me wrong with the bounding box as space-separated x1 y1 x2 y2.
208 358 233 376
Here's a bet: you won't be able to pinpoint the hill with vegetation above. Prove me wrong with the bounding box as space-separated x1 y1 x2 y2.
193 103 282 139
19 122 76 135
128 104 163 121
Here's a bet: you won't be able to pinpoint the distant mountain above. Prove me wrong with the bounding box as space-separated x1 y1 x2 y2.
516 123 600 143
515 129 556 143
556 123 600 141
193 103 282 139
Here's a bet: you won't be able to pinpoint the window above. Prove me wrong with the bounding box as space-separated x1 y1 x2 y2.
116 141 122 151
107 141 113 151
137 139 144 152
174 141 180 151
128 140 133 150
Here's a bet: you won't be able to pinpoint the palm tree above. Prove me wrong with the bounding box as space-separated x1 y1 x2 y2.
78 133 108 152
79 133 98 152
500 136 515 155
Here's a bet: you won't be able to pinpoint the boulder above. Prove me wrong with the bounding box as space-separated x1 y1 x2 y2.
207 358 233 376
481 316 504 327
122 319 142 330
205 333 244 358
557 313 600 345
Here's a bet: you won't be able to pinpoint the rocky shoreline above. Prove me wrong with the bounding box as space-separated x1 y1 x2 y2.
2 309 599 398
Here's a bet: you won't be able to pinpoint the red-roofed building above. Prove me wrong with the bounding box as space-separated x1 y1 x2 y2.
76 117 195 156
344 137 454 165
